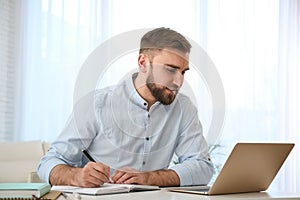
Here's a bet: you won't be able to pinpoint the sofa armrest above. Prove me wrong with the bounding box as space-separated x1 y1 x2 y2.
0 140 46 183
27 172 43 183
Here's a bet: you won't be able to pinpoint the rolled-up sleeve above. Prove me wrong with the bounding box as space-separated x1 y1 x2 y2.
37 115 90 183
170 158 214 186
170 98 214 186
37 93 99 183
37 148 72 183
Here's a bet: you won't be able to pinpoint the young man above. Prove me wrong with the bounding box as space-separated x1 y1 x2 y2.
38 27 214 187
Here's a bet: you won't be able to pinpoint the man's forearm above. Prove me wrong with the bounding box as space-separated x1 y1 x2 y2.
112 167 180 186
49 164 79 186
147 169 180 186
50 162 111 187
51 165 180 187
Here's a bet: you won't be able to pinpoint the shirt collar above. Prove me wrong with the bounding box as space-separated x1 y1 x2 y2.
126 73 176 110
126 73 149 108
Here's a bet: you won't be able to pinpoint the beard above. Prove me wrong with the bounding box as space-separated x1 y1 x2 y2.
146 71 178 105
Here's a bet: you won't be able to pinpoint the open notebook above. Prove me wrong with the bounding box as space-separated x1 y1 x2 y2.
52 183 159 195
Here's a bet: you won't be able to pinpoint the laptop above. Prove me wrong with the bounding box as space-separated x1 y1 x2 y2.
169 143 294 195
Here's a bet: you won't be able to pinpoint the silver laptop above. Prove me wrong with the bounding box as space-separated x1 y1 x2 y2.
169 143 294 195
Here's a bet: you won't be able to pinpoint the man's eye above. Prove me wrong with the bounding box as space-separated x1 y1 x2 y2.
166 67 176 73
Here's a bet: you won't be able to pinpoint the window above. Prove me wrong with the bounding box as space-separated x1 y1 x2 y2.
0 0 20 141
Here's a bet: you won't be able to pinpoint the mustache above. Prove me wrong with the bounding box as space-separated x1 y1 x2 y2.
166 86 179 94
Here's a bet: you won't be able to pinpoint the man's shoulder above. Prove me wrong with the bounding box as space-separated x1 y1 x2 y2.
94 80 129 102
176 93 195 105
174 93 198 114
94 85 116 95
95 81 127 95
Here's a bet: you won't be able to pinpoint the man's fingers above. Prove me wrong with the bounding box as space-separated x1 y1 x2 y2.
111 170 126 183
85 162 110 178
124 176 138 184
92 162 110 177
77 169 104 187
115 172 132 184
80 162 111 186
83 174 105 187
88 168 109 183
112 171 139 184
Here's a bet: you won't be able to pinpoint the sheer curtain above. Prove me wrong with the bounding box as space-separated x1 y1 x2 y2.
15 0 299 192
277 0 300 192
200 0 299 192
17 0 112 142
0 0 21 141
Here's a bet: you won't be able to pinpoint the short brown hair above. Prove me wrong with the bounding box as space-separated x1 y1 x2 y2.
139 27 192 55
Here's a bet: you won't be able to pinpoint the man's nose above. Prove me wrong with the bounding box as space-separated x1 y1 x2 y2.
173 72 184 88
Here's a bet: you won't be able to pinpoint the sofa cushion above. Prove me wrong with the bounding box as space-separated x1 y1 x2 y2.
0 140 45 182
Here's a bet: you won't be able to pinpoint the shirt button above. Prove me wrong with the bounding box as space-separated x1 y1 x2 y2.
146 137 149 141
142 161 146 165
144 102 147 106
148 114 150 118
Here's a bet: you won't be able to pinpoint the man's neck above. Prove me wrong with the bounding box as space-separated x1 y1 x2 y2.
134 73 156 110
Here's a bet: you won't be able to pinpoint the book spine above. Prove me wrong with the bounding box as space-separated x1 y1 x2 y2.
0 198 34 200
0 196 52 200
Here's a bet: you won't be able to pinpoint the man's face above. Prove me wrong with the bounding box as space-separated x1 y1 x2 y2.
146 49 189 105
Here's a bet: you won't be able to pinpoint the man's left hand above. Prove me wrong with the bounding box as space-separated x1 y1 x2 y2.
110 166 151 185
110 166 180 186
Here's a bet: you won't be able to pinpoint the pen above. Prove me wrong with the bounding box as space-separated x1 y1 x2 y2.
82 149 113 183
82 149 96 162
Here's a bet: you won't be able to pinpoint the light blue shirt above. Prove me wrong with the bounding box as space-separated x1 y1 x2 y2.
38 73 214 186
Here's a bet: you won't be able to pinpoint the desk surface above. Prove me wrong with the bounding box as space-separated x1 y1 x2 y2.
60 189 300 200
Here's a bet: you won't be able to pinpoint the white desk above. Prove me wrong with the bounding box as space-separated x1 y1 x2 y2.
61 189 300 200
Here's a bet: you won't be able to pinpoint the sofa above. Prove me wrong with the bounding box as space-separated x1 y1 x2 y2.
0 140 49 183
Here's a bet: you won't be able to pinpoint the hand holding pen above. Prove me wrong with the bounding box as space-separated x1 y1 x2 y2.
79 149 112 187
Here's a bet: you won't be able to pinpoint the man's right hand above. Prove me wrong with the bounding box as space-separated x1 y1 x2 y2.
74 162 110 187
49 162 110 187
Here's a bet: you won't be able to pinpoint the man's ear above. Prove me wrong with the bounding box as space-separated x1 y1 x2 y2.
138 53 148 73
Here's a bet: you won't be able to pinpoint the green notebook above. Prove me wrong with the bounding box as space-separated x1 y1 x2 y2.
0 183 51 198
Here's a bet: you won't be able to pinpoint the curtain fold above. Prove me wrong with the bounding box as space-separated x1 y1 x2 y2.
18 0 112 142
277 0 300 192
0 0 21 141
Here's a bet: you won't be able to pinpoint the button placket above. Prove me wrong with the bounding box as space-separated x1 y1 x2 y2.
141 112 152 169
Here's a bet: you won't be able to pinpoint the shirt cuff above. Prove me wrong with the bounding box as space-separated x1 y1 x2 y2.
37 157 66 184
170 163 193 186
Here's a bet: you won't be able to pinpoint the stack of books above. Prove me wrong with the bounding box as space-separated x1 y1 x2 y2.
0 183 51 199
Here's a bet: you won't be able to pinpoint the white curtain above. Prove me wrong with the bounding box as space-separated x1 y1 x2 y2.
277 0 300 192
0 0 21 141
13 0 299 192
17 0 112 142
200 0 299 192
